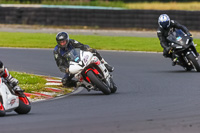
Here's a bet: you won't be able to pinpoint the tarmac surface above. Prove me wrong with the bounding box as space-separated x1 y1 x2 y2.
1 25 200 132
1 24 200 38
0 48 200 133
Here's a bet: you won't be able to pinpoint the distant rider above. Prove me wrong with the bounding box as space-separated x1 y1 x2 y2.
53 32 114 87
0 61 22 92
157 14 192 66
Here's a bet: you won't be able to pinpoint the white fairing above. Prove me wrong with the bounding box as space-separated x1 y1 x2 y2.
69 62 83 74
68 49 112 91
0 78 19 112
69 50 93 74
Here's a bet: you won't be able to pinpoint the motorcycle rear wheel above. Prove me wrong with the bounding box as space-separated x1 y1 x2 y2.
15 96 31 114
187 54 200 72
0 101 5 117
87 70 111 95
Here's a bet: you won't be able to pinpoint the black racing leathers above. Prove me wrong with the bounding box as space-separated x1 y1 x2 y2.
53 39 91 73
157 20 191 57
53 39 104 87
53 39 102 78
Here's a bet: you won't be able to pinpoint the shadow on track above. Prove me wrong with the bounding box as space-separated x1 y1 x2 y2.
148 70 198 73
72 92 119 97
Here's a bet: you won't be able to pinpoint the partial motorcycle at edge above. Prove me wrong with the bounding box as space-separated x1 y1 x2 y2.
167 29 200 72
0 78 31 116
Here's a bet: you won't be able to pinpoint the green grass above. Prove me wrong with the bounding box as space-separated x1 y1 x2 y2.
9 71 47 93
9 71 74 98
1 31 200 52
0 31 162 51
0 0 125 8
0 32 55 48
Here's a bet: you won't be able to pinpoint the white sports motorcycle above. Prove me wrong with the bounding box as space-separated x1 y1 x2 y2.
64 48 117 95
0 78 31 116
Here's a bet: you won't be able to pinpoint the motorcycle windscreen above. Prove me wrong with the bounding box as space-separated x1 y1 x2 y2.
167 29 187 46
63 48 81 63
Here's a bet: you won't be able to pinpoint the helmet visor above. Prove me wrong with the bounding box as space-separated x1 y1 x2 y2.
160 21 170 29
58 40 68 48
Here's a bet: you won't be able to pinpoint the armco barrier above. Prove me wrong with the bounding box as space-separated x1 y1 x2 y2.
0 7 200 30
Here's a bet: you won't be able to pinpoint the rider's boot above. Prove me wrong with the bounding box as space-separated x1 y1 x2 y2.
62 78 77 87
105 64 114 72
101 59 114 72
172 57 178 66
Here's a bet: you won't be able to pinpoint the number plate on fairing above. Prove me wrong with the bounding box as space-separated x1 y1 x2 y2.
83 55 89 63
176 36 182 41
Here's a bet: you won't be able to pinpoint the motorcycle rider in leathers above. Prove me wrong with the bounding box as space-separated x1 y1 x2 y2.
53 32 114 87
0 61 22 92
157 14 192 66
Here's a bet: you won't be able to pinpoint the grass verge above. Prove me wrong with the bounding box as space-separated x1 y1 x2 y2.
9 71 47 93
0 0 125 8
1 31 200 52
9 71 73 99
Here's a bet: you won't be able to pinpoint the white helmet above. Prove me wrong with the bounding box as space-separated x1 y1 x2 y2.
158 14 170 29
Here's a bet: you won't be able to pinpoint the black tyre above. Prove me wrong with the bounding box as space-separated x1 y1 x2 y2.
185 67 192 71
187 54 200 72
0 101 5 117
15 96 31 114
110 78 117 93
87 71 111 95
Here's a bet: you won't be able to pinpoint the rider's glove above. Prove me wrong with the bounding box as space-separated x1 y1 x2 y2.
13 86 23 92
65 68 69 73
187 33 193 41
88 48 97 53
187 33 192 37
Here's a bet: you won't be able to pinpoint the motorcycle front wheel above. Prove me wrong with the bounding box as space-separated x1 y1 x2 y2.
87 70 111 95
187 53 200 72
110 77 117 93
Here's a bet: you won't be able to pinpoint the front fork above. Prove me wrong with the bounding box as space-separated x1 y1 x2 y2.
183 50 198 65
81 67 111 91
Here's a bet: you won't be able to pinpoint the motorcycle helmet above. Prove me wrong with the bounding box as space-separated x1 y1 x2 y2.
56 32 69 48
0 61 4 76
158 14 170 29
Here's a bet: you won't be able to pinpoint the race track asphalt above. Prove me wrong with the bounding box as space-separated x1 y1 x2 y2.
1 48 200 133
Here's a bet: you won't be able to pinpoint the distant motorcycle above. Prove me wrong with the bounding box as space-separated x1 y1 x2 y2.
64 48 117 95
0 78 31 116
167 29 200 71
